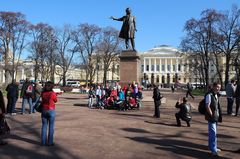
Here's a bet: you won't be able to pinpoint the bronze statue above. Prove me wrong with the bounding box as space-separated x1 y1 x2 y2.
110 8 137 51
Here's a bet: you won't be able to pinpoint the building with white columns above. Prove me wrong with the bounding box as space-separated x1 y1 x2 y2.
140 45 186 86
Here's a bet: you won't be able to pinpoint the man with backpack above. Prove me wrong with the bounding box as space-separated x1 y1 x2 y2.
205 82 222 156
20 78 34 114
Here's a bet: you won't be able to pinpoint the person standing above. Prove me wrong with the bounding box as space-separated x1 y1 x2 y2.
110 7 137 51
88 87 95 109
175 97 192 127
95 85 102 108
205 82 222 156
6 81 19 115
32 81 42 112
225 79 235 115
41 81 57 146
0 90 7 146
234 80 240 116
20 78 34 114
152 85 162 118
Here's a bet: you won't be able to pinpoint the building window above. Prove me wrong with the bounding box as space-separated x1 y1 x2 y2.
156 65 160 71
167 65 171 71
146 65 149 71
151 65 154 71
173 65 175 72
141 65 144 72
162 65 165 71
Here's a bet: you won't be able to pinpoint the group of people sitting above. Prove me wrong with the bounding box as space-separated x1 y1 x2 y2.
88 82 143 111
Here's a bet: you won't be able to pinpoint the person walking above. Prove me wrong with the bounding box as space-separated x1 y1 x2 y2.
225 79 235 115
175 97 192 127
205 82 222 156
0 90 7 146
20 78 34 114
41 81 57 146
152 85 162 118
6 81 19 115
186 82 194 99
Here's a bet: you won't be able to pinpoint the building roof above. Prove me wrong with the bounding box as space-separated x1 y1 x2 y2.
141 45 182 57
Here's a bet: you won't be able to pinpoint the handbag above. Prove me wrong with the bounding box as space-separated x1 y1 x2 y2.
0 116 10 135
34 100 43 113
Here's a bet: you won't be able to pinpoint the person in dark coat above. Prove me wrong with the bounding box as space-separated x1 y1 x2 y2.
175 97 192 127
6 81 19 115
152 85 162 118
0 90 7 146
110 7 137 51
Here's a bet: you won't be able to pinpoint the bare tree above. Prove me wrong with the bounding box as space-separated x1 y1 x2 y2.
55 25 76 86
181 9 223 90
211 5 240 86
0 11 30 84
73 23 101 86
29 23 57 83
96 27 121 86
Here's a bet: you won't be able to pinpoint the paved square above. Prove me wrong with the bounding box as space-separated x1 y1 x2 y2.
1 90 239 159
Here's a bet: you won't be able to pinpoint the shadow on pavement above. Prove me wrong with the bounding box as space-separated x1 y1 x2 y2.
127 136 231 159
0 116 81 159
122 128 151 133
145 120 177 127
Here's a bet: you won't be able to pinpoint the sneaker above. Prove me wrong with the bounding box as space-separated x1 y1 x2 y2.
211 152 219 156
11 113 17 116
217 148 221 152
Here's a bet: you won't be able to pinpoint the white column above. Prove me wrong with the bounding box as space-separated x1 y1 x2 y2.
160 58 162 73
176 58 179 73
165 59 167 72
2 70 5 83
149 58 151 72
21 67 25 79
31 68 34 77
154 58 156 73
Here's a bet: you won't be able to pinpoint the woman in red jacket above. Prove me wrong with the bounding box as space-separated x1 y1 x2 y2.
41 81 57 146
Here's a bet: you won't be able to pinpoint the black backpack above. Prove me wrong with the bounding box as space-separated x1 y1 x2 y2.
198 98 206 115
198 93 213 115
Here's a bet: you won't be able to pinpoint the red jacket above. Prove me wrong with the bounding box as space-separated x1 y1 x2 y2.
41 91 57 110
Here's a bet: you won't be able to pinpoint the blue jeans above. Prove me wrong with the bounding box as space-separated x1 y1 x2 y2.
41 110 55 145
32 96 41 111
22 97 33 114
208 122 217 153
88 98 93 108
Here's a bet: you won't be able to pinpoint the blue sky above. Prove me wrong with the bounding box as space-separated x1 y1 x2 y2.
1 0 240 52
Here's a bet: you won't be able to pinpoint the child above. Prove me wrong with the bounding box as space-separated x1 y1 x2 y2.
88 87 95 108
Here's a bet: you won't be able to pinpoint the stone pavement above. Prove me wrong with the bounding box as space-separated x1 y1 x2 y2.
0 90 239 159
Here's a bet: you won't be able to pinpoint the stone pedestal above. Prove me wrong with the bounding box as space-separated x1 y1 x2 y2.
119 50 140 87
